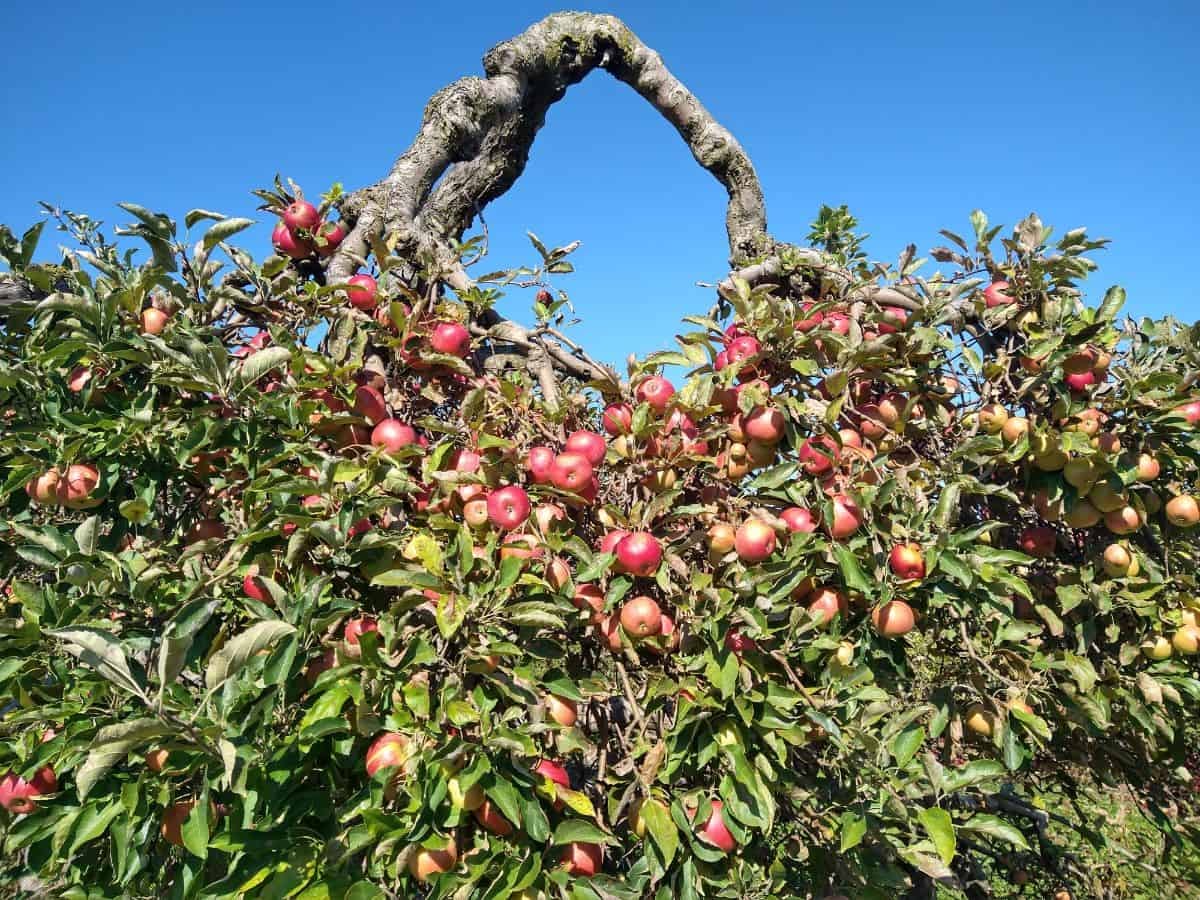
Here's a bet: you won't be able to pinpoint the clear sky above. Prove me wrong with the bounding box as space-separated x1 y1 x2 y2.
2 1 1197 367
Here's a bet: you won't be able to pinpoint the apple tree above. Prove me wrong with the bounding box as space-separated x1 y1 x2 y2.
2 11 1199 900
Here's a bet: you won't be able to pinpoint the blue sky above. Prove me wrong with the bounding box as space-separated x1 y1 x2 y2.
2 1 1197 366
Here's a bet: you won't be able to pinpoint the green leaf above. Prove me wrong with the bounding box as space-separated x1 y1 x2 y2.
832 543 870 593
46 627 148 699
942 759 1006 792
158 597 219 692
551 819 613 846
204 620 295 692
202 217 255 250
641 798 678 868
892 725 925 768
918 806 955 865
960 813 1031 851
839 811 867 851
180 796 210 858
185 209 226 229
75 718 169 800
233 345 292 392
1096 285 1126 321
73 516 101 556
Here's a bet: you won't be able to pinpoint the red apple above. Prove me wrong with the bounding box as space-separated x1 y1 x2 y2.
282 199 320 231
602 403 634 435
615 531 663 577
1018 526 1057 558
365 731 409 778
564 430 607 466
345 274 379 311
744 407 785 444
242 565 271 604
344 616 379 648
619 595 663 638
1166 495 1200 527
696 799 736 853
272 221 312 259
487 485 531 530
463 498 489 528
780 506 818 534
735 518 776 562
724 628 757 655
313 220 345 256
184 518 225 545
546 694 578 727
352 385 388 424
983 280 1014 308
871 600 915 636
806 587 849 627
561 841 603 877
1174 400 1200 426
430 322 471 357
408 837 458 882
799 437 838 475
25 469 60 505
371 419 417 452
635 375 675 413
828 494 863 540
599 529 630 556
534 758 571 791
526 446 557 484
473 798 514 836
888 543 926 580
573 583 606 619
550 452 594 494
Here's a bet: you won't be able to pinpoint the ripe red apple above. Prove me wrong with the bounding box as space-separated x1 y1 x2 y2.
184 518 225 545
473 798 514 836
271 221 312 258
0 766 57 814
740 406 782 444
615 531 663 577
282 199 320 231
371 419 417 452
140 308 170 335
696 799 736 853
1135 453 1160 482
807 587 849 627
599 529 630 555
161 800 201 847
353 385 388 424
798 436 838 475
314 220 346 256
877 305 909 333
408 837 458 882
573 583 606 620
365 731 409 778
635 375 675 413
1018 526 1057 558
242 565 271 604
521 446 553 485
1166 495 1200 527
888 543 926 581
1064 370 1097 393
534 758 571 791
780 506 818 534
546 694 578 727
565 430 607 466
25 469 60 505
344 616 379 649
827 494 863 540
794 302 824 332
550 452 593 494
983 280 1014 307
619 595 663 637
487 485 531 530
430 322 471 357
724 627 757 655
1174 400 1200 426
602 403 633 435
561 841 603 877
345 274 379 311
871 600 915 637
735 518 777 562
